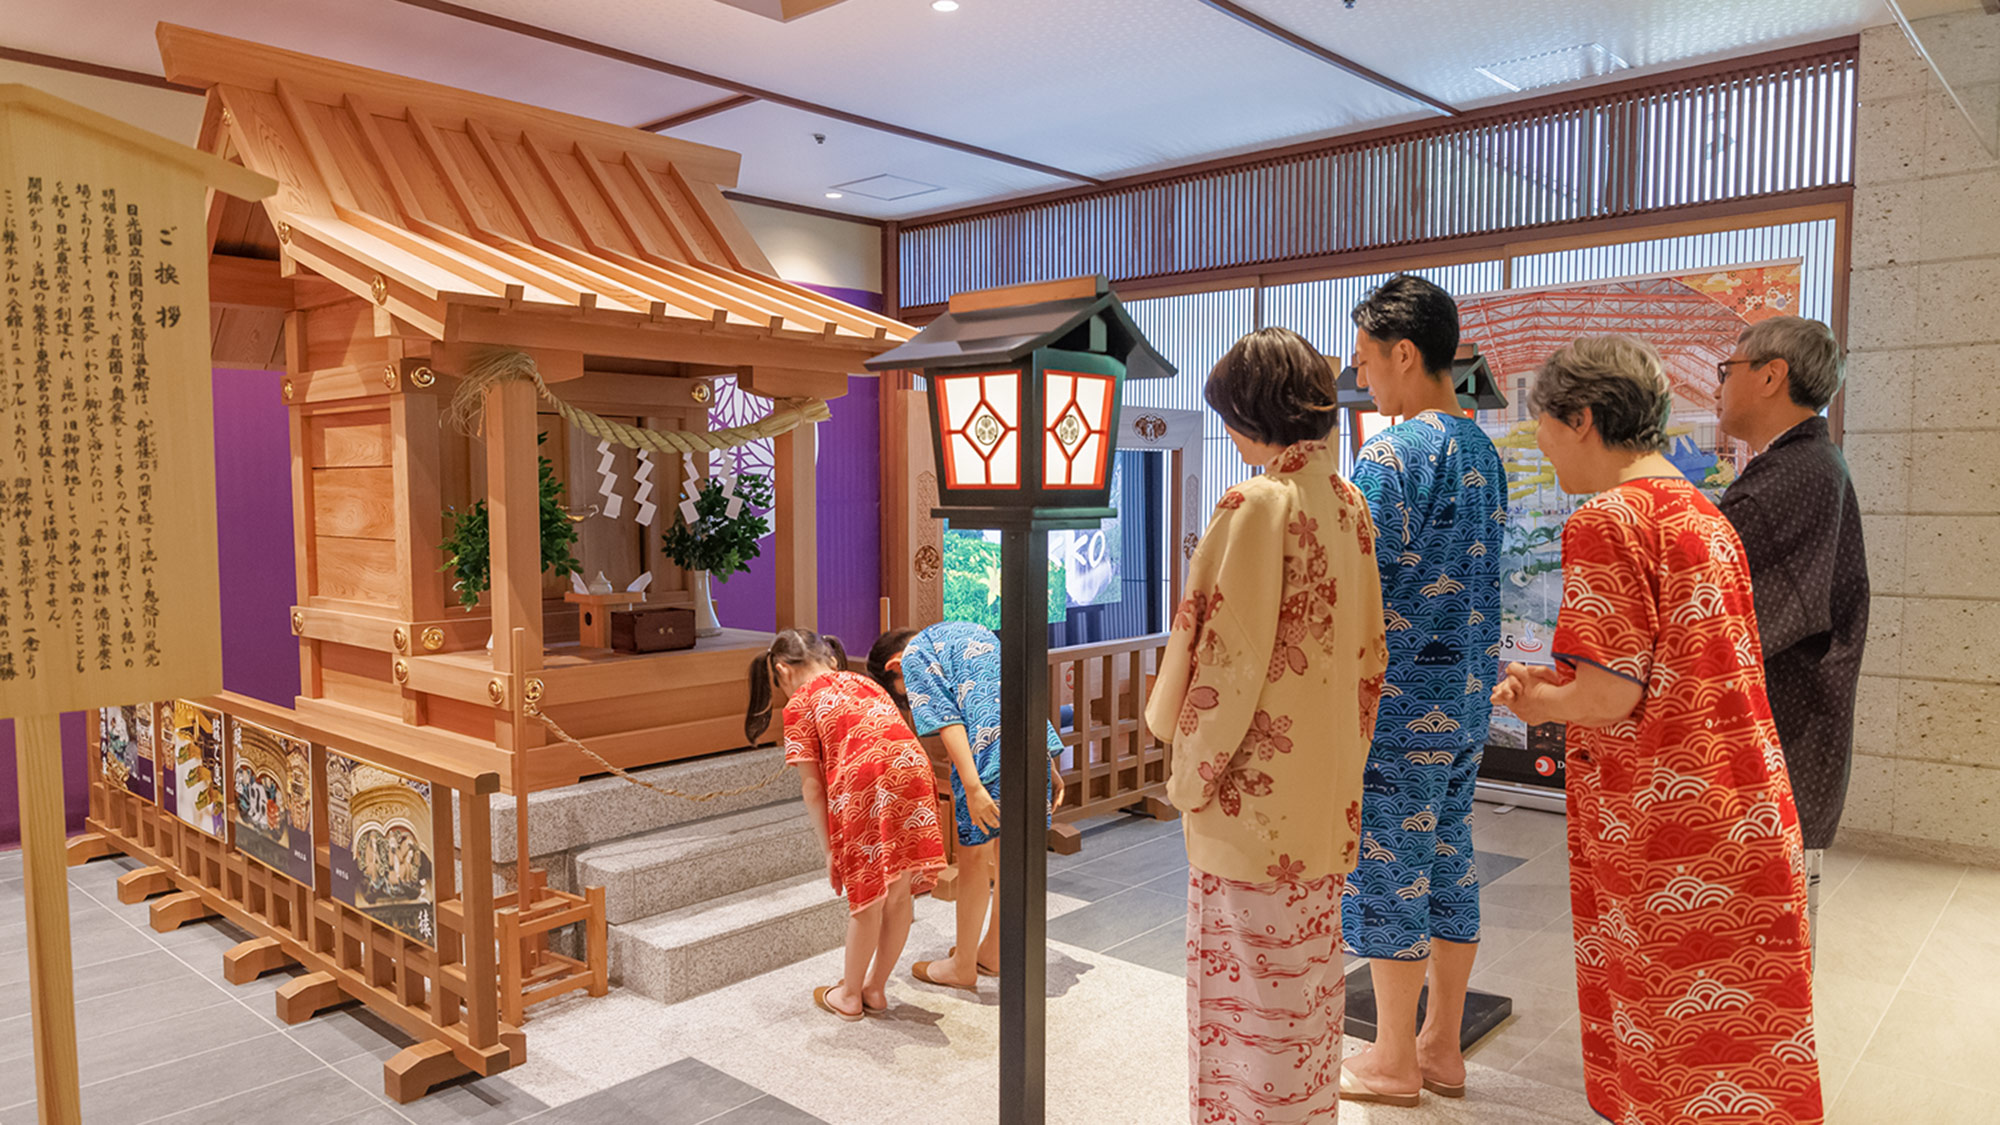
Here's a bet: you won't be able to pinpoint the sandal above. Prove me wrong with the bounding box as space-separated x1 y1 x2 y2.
834 980 887 1016
1338 1065 1422 1107
910 960 978 992
812 983 865 1022
1422 1075 1467 1099
949 946 1000 977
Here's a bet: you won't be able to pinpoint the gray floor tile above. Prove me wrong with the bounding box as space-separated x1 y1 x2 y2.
288 1007 418 1065
0 949 212 1026
139 1056 383 1125
0 996 268 1109
1064 835 1188 889
0 900 155 966
0 849 20 880
1045 869 1131 903
706 1094 830 1124
330 1108 414 1125
75 1031 323 1123
524 1057 763 1125
1101 920 1188 977
1047 887 1188 953
1138 868 1193 897
333 1052 549 1124
1476 850 1530 886
149 915 255 959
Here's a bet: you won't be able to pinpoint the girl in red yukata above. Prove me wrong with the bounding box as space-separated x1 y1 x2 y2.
746 629 947 1020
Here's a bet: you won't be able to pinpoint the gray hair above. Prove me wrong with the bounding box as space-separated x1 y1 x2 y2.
1737 316 1844 410
1529 335 1672 454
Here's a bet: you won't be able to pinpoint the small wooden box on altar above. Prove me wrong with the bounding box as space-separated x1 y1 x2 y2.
611 607 697 653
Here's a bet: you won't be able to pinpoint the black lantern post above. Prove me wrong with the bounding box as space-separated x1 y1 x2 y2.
867 275 1172 1125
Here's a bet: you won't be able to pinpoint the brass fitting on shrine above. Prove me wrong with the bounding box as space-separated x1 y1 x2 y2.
392 658 410 685
392 627 409 653
371 275 388 305
281 378 295 401
420 626 444 652
276 222 291 245
409 365 436 388
523 677 545 716
221 107 234 128
382 365 400 392
690 381 712 404
290 609 304 635
487 678 506 706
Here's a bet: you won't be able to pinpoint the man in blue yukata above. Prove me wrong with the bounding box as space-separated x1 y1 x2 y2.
1338 275 1507 1107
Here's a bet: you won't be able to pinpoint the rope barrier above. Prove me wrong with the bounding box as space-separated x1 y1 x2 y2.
530 708 791 804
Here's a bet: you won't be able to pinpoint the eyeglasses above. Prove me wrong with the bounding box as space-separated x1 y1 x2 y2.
1715 357 1771 384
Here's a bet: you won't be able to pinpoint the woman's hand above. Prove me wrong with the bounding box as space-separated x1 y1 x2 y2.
967 784 1002 832
1493 663 1562 727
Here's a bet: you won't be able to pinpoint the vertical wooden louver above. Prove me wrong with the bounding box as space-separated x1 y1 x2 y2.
898 43 1857 310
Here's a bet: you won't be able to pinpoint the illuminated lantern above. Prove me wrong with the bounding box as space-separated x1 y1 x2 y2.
868 274 1172 529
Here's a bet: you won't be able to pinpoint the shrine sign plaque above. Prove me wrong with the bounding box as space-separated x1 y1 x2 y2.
0 86 271 716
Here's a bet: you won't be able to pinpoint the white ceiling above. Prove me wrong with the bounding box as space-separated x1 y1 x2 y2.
8 0 1892 221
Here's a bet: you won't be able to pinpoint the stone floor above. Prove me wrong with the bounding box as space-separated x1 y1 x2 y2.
2 802 1996 1123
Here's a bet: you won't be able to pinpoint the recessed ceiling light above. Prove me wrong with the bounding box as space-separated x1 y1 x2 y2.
932 1 959 11
824 191 843 199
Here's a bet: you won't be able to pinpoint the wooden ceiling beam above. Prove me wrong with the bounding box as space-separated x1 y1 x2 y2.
209 253 294 308
638 95 757 133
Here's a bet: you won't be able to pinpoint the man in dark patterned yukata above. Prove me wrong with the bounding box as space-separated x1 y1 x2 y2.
1715 314 1869 968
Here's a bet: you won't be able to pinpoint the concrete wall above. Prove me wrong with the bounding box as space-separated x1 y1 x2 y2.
1842 21 2000 865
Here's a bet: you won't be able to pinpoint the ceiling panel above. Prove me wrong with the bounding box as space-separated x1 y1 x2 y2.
1235 0 1888 109
665 99 1071 218
13 0 728 130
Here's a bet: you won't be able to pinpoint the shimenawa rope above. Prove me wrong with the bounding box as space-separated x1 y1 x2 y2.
529 707 789 804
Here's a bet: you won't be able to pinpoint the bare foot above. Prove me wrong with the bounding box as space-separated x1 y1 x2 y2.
822 981 864 1017
1342 1045 1422 1097
916 957 976 989
1416 1035 1466 1089
860 983 889 1011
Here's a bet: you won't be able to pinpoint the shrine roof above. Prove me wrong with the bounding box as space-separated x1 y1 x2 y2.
159 23 909 355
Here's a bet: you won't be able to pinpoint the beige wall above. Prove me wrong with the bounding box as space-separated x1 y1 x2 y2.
0 60 204 143
1843 22 2000 864
729 198 882 295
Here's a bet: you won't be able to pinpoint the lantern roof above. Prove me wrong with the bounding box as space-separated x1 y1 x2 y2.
865 275 1174 382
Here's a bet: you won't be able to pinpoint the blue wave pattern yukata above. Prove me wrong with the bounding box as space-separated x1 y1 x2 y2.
902 621 1064 847
1341 411 1506 960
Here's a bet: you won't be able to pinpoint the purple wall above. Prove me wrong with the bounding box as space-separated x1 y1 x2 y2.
715 283 886 653
0 369 297 849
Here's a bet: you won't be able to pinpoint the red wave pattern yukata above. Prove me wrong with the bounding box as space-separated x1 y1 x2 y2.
782 671 946 914
1552 478 1822 1125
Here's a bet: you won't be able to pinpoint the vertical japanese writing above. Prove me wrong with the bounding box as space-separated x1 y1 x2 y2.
0 189 19 681
29 175 51 681
103 186 132 668
128 203 159 668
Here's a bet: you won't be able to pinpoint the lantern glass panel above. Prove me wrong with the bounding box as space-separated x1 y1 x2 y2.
935 370 1023 490
1041 368 1117 490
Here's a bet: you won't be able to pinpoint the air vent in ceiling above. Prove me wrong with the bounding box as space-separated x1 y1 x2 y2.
1475 43 1630 93
828 174 945 201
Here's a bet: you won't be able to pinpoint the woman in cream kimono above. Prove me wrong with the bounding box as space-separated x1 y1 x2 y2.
1148 326 1388 1124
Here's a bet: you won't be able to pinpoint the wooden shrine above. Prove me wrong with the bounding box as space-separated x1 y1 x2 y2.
67 23 911 1105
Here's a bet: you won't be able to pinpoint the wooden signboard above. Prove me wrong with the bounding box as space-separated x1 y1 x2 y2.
0 86 274 1125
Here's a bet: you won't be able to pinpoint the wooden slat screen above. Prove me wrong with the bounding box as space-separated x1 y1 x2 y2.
898 44 1856 309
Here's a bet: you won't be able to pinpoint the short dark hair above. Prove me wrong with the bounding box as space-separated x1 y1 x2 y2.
867 627 920 705
1351 274 1461 376
1203 326 1338 447
1528 336 1672 454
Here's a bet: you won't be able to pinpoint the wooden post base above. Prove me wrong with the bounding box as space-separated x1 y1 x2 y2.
384 1040 470 1104
115 866 175 905
148 891 218 932
223 936 298 985
931 864 960 902
64 832 119 867
1046 823 1083 856
274 971 349 1025
1127 794 1179 821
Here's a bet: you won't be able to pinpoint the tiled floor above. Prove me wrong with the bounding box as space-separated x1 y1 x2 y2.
3 804 1997 1123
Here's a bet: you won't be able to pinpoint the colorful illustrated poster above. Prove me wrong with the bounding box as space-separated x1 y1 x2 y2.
163 699 226 836
98 703 158 802
229 717 315 887
1459 263 1804 778
326 751 436 945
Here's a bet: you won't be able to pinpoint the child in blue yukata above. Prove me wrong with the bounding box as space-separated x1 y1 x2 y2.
868 622 1063 992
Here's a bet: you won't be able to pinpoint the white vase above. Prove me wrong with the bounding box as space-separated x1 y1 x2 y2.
691 570 724 637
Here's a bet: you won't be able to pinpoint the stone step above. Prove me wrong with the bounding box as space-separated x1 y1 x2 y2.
609 871 848 1005
577 801 824 925
488 746 799 861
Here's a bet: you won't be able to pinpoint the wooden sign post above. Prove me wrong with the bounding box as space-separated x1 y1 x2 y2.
0 86 274 1124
